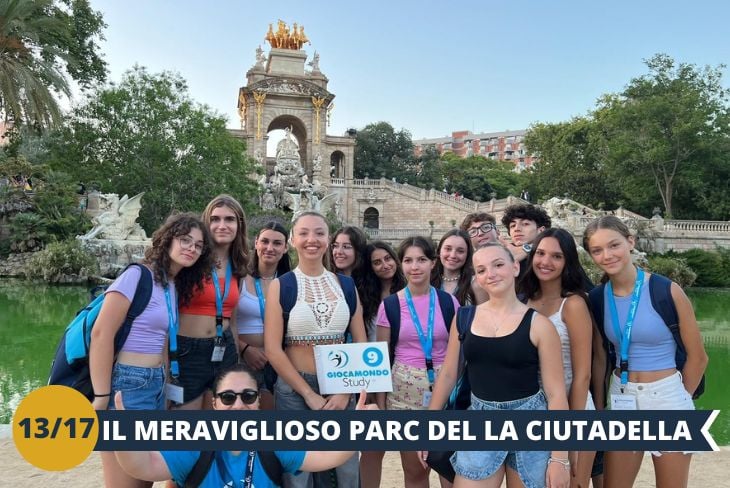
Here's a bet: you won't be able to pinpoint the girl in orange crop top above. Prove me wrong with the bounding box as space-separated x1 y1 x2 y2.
173 195 249 410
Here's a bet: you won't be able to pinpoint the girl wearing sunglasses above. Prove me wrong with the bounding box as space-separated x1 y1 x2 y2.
114 365 378 487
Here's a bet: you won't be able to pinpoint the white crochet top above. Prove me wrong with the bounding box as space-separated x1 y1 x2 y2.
285 268 350 346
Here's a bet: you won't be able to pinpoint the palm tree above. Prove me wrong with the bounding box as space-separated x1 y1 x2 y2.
0 0 71 130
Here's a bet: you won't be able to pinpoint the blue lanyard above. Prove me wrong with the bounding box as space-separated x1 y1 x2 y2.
606 268 645 387
215 450 255 488
404 286 437 386
163 283 180 378
254 277 266 320
211 262 232 337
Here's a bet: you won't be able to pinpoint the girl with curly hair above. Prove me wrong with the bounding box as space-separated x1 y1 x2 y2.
90 212 213 488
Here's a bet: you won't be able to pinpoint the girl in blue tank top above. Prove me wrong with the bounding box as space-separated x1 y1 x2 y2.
583 216 708 488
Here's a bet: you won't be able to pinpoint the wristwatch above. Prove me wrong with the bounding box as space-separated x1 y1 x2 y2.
522 243 532 253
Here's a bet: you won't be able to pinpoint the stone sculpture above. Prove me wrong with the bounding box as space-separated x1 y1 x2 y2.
80 193 148 241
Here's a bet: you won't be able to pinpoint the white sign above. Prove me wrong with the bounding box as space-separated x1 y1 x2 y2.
313 342 393 394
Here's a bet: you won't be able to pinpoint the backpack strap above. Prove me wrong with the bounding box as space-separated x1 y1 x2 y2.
446 305 476 410
259 451 284 486
383 294 401 366
182 450 215 488
456 305 476 341
648 273 679 332
112 263 154 354
336 273 357 321
277 271 298 343
436 289 456 332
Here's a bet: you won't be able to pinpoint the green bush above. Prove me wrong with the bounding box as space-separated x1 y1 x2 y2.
26 239 99 283
647 255 697 288
578 248 603 285
678 249 729 287
8 212 48 252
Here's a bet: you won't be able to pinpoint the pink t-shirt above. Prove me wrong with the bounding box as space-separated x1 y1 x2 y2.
376 292 460 368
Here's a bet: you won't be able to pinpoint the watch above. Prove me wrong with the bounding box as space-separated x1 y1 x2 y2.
522 243 532 253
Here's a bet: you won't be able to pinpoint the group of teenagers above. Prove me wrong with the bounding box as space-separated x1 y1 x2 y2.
89 193 708 488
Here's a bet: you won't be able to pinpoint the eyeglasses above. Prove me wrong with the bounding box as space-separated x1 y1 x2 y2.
215 389 259 406
467 223 496 237
177 235 205 254
331 243 354 251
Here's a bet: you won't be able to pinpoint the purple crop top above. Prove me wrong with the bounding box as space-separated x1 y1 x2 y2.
105 265 175 355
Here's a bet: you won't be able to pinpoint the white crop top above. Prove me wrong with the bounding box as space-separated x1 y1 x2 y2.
285 268 350 345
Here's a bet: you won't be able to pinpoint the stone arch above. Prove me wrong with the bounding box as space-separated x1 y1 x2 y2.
330 150 345 179
363 207 379 229
266 114 308 174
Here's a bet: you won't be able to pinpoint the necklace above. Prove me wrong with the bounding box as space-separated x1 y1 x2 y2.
259 274 276 280
442 274 461 282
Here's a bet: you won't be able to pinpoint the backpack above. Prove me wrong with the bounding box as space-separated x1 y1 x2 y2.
182 450 283 488
47 263 154 400
383 288 456 367
588 272 705 399
262 271 358 391
445 305 476 410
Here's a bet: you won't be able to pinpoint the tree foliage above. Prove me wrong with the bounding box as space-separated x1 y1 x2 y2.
0 0 106 130
525 54 730 219
44 66 260 231
354 122 414 179
441 153 523 201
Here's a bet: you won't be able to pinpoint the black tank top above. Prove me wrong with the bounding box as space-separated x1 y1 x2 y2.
465 308 539 402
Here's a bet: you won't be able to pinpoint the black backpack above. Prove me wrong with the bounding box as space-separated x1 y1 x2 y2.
262 271 358 391
382 289 456 370
588 272 705 399
181 450 283 487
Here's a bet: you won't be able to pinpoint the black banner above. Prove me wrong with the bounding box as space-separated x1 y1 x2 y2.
97 410 719 452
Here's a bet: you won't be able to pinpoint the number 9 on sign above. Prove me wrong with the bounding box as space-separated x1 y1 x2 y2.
362 347 383 367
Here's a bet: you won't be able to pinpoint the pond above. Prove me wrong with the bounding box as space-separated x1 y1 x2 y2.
0 281 728 444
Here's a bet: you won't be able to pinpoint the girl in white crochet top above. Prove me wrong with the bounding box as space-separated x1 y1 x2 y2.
264 212 367 488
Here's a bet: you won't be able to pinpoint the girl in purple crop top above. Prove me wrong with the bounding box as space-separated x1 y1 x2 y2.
584 216 707 488
89 212 213 488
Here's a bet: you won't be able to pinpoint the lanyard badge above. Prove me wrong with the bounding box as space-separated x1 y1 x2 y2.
164 281 184 404
211 262 232 362
606 268 645 392
404 286 437 398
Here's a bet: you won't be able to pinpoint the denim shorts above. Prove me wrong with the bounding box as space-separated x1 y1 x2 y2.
452 390 549 488
108 362 165 411
275 371 359 488
176 327 238 403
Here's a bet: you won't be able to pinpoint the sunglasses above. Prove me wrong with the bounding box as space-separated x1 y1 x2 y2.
215 389 259 406
467 223 497 237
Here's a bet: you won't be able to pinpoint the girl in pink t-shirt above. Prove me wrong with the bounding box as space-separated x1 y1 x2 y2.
376 236 459 488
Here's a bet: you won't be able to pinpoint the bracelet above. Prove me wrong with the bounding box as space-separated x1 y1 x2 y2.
241 344 251 357
94 393 111 397
548 457 570 469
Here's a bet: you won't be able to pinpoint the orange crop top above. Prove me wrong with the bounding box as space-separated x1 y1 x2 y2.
179 276 240 318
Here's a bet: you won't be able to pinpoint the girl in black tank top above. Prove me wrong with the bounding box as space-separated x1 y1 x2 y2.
464 308 540 402
420 243 570 488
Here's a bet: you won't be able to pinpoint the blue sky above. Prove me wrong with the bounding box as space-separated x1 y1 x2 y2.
90 0 729 140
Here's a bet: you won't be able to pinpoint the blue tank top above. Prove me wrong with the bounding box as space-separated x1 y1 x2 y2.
603 278 677 372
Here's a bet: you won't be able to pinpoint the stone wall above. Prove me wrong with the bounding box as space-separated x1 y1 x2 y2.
0 252 33 277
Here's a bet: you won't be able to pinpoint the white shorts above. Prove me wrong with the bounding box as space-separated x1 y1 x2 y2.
608 371 695 410
608 371 695 456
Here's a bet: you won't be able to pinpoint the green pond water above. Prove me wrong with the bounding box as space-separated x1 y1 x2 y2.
1 281 729 444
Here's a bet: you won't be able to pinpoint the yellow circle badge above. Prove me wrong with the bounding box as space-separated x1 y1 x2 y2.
12 386 99 471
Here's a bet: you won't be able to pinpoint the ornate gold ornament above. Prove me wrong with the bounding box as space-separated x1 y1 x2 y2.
312 96 326 144
253 91 267 140
265 20 310 50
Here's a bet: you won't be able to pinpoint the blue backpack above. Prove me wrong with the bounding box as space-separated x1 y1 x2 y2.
446 305 476 410
588 272 705 399
48 264 154 400
262 271 358 391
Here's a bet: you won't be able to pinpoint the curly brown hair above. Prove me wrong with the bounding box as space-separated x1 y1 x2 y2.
144 212 214 306
202 194 250 277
